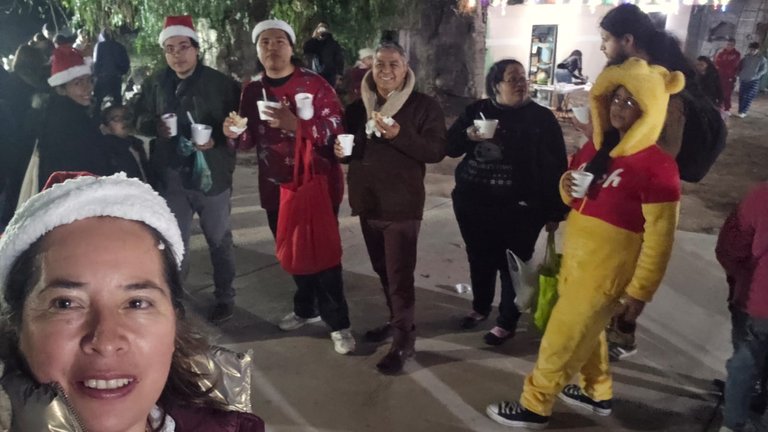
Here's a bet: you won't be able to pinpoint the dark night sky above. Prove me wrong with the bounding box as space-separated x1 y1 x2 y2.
0 0 57 58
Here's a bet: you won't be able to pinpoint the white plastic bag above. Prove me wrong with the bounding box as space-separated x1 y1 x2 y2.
16 146 39 210
508 249 538 311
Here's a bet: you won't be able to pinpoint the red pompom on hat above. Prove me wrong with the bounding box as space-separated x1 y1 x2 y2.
48 46 91 87
158 15 199 47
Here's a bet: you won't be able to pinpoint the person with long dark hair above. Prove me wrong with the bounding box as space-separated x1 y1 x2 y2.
224 19 355 356
555 50 586 84
0 173 265 431
695 55 724 108
446 58 568 346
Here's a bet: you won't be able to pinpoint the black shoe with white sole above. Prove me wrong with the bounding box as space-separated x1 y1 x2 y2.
486 401 549 429
558 384 612 416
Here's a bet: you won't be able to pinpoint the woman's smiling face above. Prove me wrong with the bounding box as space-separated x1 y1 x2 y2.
19 217 177 432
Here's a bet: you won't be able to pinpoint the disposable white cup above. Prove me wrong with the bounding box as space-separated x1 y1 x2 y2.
257 101 282 121
572 106 590 124
191 123 212 146
295 93 314 120
338 134 355 156
161 113 178 137
473 119 499 139
570 171 595 198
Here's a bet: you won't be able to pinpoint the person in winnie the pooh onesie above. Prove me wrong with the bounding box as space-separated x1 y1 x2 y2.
486 57 685 429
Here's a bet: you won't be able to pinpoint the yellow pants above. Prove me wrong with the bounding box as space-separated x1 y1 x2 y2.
520 282 620 416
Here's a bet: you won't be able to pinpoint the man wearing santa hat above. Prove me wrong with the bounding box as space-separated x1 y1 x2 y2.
135 15 241 324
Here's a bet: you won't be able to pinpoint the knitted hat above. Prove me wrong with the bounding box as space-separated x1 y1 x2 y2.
0 172 185 293
358 48 375 60
590 57 685 157
158 15 199 47
251 19 296 45
47 46 91 87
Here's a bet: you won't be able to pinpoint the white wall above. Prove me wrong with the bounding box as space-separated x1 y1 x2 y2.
485 4 692 91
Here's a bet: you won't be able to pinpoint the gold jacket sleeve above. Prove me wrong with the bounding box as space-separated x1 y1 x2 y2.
625 201 679 302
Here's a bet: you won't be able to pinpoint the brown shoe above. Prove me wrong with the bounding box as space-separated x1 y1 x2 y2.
376 346 414 375
364 323 393 343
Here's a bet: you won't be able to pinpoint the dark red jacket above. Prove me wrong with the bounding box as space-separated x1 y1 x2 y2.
716 183 768 318
167 404 265 432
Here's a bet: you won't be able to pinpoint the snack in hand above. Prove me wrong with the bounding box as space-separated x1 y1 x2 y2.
228 111 248 129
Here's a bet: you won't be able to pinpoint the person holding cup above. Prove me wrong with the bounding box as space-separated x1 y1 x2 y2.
134 15 242 324
333 41 446 374
446 59 568 346
224 19 355 356
487 58 683 428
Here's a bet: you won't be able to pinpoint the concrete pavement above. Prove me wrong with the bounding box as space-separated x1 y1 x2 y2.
180 162 736 431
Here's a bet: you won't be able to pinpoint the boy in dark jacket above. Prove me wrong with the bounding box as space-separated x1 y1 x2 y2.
100 104 150 182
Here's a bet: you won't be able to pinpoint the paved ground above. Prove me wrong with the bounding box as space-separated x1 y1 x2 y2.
179 173 727 432
178 93 768 431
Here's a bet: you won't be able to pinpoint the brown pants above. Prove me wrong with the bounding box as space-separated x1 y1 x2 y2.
360 218 421 343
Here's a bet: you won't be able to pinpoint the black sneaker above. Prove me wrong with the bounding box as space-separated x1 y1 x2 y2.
484 326 515 346
364 323 393 343
209 303 234 324
486 401 549 429
558 384 612 416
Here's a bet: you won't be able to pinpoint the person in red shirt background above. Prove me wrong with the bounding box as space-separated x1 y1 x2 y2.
714 38 741 114
716 182 768 432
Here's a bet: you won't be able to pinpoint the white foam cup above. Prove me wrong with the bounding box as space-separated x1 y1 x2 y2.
257 101 282 121
570 171 595 198
338 134 355 156
473 119 499 139
161 113 177 137
572 106 591 124
191 124 212 146
295 93 314 120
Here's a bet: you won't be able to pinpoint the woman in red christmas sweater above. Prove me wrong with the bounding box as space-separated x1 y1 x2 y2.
223 19 354 355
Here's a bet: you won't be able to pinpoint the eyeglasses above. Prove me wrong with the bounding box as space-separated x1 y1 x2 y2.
611 95 639 110
501 77 528 85
164 43 193 55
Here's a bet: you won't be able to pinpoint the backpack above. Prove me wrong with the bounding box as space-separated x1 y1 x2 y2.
675 88 727 183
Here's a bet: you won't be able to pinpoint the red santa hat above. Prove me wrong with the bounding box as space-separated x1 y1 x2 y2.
0 172 185 294
158 15 200 47
47 46 91 87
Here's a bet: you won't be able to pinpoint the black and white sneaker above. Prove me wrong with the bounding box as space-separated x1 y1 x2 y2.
558 384 612 416
608 341 638 361
486 401 549 429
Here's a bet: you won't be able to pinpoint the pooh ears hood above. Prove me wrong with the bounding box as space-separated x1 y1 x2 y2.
590 57 685 157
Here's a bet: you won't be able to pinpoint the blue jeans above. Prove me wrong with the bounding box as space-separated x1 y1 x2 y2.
738 79 760 114
724 308 768 430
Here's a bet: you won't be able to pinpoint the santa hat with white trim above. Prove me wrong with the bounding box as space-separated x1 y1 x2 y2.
251 19 296 45
47 46 91 87
158 15 200 47
0 172 185 297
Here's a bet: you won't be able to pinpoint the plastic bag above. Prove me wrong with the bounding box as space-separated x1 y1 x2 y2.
533 230 561 332
509 249 538 312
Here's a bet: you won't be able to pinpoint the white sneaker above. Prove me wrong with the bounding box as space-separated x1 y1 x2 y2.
738 112 748 118
278 312 322 331
330 329 356 354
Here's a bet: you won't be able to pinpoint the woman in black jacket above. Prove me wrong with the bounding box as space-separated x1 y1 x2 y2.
37 46 109 187
447 59 569 346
